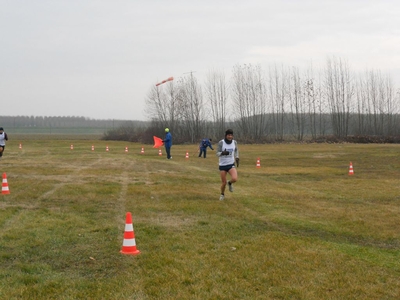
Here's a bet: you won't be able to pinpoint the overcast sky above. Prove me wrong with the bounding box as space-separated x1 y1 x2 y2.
1 0 399 121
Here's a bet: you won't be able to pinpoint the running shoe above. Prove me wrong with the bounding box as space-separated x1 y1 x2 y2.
219 194 225 201
228 181 233 192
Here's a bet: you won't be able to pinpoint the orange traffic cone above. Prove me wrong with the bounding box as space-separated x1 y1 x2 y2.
2 173 10 195
70 144 74 150
141 147 144 154
19 143 22 149
106 145 109 152
158 149 162 156
185 151 189 159
91 145 95 151
125 146 129 152
120 212 140 255
256 158 261 168
348 162 354 175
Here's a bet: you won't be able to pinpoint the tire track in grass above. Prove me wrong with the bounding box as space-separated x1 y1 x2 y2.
112 157 156 243
37 154 105 201
0 148 58 233
115 170 129 224
0 155 107 232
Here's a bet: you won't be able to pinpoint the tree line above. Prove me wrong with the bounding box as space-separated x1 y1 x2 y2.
145 56 400 143
0 116 146 130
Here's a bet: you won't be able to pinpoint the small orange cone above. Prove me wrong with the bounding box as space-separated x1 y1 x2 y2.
125 146 129 152
91 145 95 151
19 143 22 149
70 144 74 150
141 147 144 154
348 162 354 175
185 151 189 159
158 149 162 156
120 212 140 255
2 173 10 195
106 145 109 152
256 158 261 168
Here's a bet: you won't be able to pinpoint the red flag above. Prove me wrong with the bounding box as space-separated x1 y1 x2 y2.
153 136 164 148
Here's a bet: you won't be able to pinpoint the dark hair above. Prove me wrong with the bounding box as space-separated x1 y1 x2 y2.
0 127 3 130
225 129 233 136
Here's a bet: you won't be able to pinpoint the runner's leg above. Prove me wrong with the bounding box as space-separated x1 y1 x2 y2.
220 170 227 195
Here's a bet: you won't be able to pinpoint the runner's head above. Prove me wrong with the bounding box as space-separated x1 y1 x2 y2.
225 129 233 143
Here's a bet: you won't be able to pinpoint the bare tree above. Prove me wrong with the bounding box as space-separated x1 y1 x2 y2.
358 70 398 136
355 73 368 135
324 56 354 138
204 69 229 137
144 85 169 122
144 80 180 134
304 64 321 139
315 70 329 136
176 73 205 143
231 64 267 141
231 64 248 137
383 76 399 135
268 64 288 140
288 67 306 140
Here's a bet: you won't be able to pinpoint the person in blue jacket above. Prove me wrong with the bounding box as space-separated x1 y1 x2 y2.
198 138 214 158
163 128 172 159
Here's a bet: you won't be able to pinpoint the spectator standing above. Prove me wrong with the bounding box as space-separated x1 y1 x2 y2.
163 128 172 159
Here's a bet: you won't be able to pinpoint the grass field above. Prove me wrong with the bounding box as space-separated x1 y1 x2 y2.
1 139 399 299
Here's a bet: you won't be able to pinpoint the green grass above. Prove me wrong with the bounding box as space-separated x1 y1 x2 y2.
1 140 399 299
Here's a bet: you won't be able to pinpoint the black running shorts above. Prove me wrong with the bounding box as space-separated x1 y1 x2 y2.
219 164 235 172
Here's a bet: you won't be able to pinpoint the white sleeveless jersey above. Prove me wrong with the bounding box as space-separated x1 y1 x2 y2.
219 139 236 166
0 132 6 146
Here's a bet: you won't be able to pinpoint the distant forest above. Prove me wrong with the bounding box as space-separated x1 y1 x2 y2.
0 115 149 136
0 116 147 129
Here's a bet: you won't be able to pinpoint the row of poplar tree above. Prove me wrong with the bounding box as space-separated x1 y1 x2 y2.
145 56 399 143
